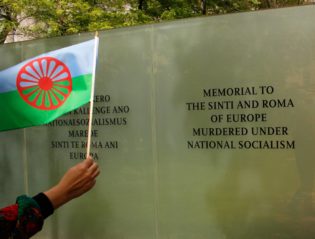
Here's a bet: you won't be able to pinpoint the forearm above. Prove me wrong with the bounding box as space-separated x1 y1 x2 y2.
43 186 70 210
32 193 54 218
0 156 99 239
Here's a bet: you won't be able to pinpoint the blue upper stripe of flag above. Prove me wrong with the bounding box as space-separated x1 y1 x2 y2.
0 39 95 93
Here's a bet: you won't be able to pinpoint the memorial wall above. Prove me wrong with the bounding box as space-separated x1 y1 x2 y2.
1 5 315 239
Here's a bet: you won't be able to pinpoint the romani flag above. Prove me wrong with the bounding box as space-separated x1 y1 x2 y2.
0 39 99 131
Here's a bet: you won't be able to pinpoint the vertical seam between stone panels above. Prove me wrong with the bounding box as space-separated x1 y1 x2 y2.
22 129 29 195
150 25 160 239
21 45 30 196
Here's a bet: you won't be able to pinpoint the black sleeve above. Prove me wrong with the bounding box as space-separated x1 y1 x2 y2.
32 193 54 219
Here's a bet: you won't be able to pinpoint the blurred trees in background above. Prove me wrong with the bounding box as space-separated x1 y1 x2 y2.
0 0 313 43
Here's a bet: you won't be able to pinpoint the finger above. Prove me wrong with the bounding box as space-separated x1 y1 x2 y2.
83 156 93 168
86 179 96 191
88 163 100 178
88 161 99 172
91 168 100 179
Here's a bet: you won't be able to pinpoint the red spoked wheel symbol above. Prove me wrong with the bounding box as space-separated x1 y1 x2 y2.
16 56 72 110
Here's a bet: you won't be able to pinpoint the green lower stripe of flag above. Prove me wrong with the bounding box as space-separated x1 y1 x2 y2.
0 74 92 131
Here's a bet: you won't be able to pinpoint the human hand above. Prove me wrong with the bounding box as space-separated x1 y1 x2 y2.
44 156 100 209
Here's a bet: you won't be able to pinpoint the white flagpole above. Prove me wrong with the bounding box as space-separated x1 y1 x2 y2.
87 32 99 156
